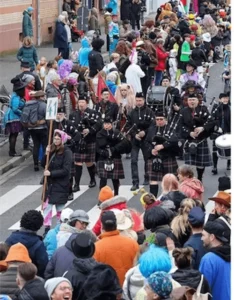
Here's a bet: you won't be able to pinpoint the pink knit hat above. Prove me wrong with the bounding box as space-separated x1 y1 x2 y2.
54 129 71 144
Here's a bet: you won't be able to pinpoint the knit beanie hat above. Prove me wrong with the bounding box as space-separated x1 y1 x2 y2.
27 6 34 12
54 129 71 144
22 74 35 84
5 243 31 263
45 278 72 297
147 271 173 299
98 186 114 202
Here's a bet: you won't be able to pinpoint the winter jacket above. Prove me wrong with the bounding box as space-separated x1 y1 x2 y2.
106 80 117 95
18 71 42 91
17 46 38 71
5 230 48 278
130 2 141 20
64 258 99 300
57 223 97 248
89 9 100 32
88 49 105 78
94 100 119 122
199 245 230 300
41 146 72 205
77 80 88 97
177 20 191 36
184 233 207 270
126 64 145 93
122 265 144 300
94 230 139 286
191 46 207 67
179 178 204 201
212 103 231 134
45 83 62 100
0 266 19 298
78 39 92 67
211 31 223 48
44 233 77 279
43 223 60 259
160 191 187 211
171 267 210 294
222 30 231 46
13 278 49 300
106 0 118 15
92 195 128 236
155 46 169 71
22 10 33 37
53 20 68 49
26 100 47 130
4 93 25 126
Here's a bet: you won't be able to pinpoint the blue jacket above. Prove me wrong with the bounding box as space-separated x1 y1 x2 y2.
4 93 25 126
22 10 33 37
5 230 48 278
17 45 38 70
78 39 92 67
108 21 119 38
53 20 68 49
106 0 118 15
106 80 117 95
44 233 77 280
199 246 230 300
43 223 60 260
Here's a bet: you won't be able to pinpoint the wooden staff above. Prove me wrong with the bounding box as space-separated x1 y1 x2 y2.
41 119 53 211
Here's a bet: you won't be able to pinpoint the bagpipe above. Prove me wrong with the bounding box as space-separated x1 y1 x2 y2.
112 103 127 131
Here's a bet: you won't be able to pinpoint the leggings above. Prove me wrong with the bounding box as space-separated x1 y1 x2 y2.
9 132 18 154
43 198 65 226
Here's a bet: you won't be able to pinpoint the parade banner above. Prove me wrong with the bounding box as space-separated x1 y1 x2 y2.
97 73 117 103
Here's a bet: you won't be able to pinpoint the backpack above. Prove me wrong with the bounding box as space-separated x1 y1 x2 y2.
20 100 40 128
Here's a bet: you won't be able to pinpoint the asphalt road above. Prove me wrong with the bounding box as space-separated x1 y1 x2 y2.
0 60 229 241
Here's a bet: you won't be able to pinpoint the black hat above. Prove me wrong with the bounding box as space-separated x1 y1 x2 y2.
57 106 66 113
83 264 122 299
149 32 157 40
218 176 231 191
78 94 88 102
91 38 105 50
155 110 167 118
186 60 197 69
161 75 171 82
188 207 205 226
103 116 113 123
154 232 168 247
106 7 113 13
215 216 231 243
20 61 30 68
219 93 229 99
101 88 109 94
203 220 228 243
181 80 201 91
11 76 27 91
101 211 117 226
187 93 199 99
71 232 95 258
135 92 144 98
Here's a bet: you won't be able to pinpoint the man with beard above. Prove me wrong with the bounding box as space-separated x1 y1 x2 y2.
200 220 230 300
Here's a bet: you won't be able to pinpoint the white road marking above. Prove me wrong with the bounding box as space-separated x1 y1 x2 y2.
0 185 41 216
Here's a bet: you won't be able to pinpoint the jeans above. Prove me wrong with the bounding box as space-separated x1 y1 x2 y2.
131 18 140 30
23 128 31 148
154 71 163 86
30 128 48 165
131 141 149 185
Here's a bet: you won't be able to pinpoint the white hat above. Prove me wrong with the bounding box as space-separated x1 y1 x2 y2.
60 208 73 222
202 32 211 42
111 209 132 230
45 277 72 297
136 40 144 47
68 72 79 80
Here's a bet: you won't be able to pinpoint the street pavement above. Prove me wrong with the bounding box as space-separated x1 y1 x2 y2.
0 49 229 240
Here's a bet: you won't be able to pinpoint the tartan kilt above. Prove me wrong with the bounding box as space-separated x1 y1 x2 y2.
147 157 178 182
74 142 96 163
97 158 125 179
184 139 212 167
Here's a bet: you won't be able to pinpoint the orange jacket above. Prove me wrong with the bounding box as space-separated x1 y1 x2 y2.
93 230 139 286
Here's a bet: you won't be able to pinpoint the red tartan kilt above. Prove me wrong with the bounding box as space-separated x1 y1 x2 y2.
74 142 96 163
147 157 178 182
97 158 125 179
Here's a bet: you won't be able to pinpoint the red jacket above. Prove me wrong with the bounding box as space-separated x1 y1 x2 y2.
155 46 169 71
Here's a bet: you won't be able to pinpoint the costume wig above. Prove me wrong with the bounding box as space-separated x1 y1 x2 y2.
20 210 44 231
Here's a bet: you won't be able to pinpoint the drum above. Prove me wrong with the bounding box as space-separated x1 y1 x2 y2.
146 86 166 113
215 134 231 159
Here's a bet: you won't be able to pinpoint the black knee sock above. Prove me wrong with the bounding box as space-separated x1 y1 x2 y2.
112 179 120 196
197 168 205 181
69 177 73 194
100 178 107 190
75 165 83 186
150 184 158 198
212 152 218 168
87 164 96 182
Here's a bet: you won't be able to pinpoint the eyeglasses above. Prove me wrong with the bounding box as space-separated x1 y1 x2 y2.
78 220 89 227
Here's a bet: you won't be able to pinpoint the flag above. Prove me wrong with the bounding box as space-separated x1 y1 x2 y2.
97 73 116 103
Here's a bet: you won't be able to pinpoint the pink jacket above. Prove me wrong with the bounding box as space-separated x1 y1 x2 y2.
179 178 204 201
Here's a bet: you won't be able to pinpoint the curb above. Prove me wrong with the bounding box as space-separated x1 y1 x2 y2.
0 150 32 175
0 138 8 148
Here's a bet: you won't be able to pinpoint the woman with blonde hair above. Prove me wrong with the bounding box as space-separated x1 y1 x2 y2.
170 198 196 246
160 174 186 211
17 36 39 71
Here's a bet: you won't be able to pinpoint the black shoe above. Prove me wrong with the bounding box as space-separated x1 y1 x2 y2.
23 145 33 151
43 226 51 239
9 152 22 157
34 165 39 172
212 168 218 175
227 164 231 171
143 179 149 186
72 184 80 192
68 193 74 201
131 184 139 191
89 180 96 188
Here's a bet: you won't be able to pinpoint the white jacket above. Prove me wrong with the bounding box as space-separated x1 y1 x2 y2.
125 64 145 94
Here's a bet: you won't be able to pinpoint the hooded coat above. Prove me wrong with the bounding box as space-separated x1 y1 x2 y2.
5 230 48 277
78 39 91 67
22 10 33 37
88 47 105 78
199 245 231 300
53 20 68 49
13 278 49 300
43 223 60 259
122 265 144 300
179 178 204 201
17 45 38 71
4 93 25 126
64 258 99 300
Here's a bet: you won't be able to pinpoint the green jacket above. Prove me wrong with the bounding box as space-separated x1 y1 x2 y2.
22 10 33 37
17 45 38 70
180 41 191 62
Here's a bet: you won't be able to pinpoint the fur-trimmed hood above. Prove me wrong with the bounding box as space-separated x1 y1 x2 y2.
100 195 128 210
